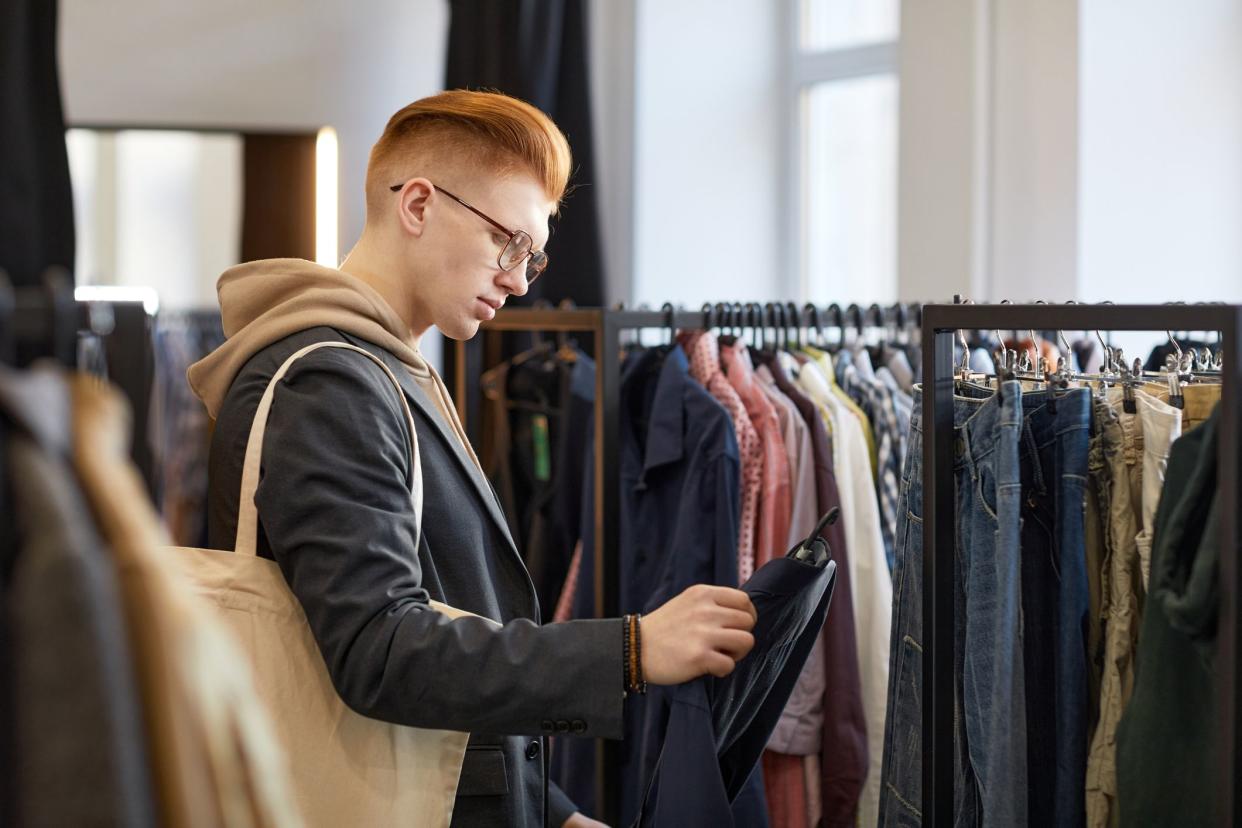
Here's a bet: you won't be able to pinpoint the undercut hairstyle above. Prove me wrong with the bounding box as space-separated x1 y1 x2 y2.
365 89 572 217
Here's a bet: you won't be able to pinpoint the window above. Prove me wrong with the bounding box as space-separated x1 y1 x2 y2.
791 0 899 304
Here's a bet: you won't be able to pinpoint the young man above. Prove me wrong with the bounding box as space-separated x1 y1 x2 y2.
189 90 757 827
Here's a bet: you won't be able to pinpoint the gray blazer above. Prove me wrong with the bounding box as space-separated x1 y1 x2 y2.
207 327 623 828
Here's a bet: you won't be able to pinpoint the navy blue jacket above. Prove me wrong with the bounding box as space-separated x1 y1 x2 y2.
553 344 741 822
637 554 838 827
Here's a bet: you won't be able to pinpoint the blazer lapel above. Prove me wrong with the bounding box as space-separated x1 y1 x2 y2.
373 347 523 558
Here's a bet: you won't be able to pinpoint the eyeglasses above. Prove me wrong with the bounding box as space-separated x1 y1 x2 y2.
389 182 548 283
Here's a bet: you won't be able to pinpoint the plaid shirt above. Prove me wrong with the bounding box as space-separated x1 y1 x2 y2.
834 349 907 572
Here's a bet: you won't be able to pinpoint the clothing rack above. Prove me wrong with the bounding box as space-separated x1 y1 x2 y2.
920 301 1242 828
454 301 920 826
0 271 157 495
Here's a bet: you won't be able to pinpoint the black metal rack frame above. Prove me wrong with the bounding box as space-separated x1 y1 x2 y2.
920 302 1242 827
454 302 918 824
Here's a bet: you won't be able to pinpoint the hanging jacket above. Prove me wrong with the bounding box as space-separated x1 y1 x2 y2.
1116 403 1222 827
637 553 838 826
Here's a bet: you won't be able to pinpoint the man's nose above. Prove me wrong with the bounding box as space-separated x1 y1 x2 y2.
498 264 529 297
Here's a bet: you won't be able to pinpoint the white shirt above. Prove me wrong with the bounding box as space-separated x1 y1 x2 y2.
789 352 892 828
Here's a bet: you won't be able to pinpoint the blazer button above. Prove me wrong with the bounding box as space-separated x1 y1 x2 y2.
541 720 555 733
571 720 587 735
526 740 541 760
555 720 571 734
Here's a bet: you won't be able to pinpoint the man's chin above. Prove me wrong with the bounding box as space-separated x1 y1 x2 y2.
437 318 482 341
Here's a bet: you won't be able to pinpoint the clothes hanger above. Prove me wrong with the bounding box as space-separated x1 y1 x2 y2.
752 302 765 352
786 301 802 352
805 302 822 350
761 302 777 355
826 303 843 353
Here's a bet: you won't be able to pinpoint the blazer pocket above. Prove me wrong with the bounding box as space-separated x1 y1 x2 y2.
457 747 510 797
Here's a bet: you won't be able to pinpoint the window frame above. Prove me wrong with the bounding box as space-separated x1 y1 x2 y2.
782 0 899 301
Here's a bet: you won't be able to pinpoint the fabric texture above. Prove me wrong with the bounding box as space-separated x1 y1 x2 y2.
722 341 792 569
1115 403 1221 827
1084 393 1139 828
0 0 75 287
184 339 501 827
880 382 1027 828
758 351 867 828
1014 387 1091 828
638 555 838 827
798 354 892 827
186 258 474 473
828 346 905 573
2 367 156 828
206 327 622 827
761 751 808 828
1134 391 1182 589
681 331 762 582
556 344 741 824
71 376 303 828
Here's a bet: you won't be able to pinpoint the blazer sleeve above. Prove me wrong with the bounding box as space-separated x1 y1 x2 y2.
252 347 625 738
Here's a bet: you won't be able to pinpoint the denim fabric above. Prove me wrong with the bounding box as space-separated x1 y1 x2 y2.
879 381 1026 828
1012 388 1091 828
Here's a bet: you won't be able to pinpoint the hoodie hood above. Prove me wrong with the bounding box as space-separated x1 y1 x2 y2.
188 258 430 419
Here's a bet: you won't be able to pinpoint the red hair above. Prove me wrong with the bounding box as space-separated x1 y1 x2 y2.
366 89 572 216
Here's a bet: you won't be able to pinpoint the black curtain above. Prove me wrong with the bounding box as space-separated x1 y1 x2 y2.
1 0 75 288
445 0 604 311
448 2 608 405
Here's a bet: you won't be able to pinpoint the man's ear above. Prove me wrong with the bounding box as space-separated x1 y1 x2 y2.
397 178 435 237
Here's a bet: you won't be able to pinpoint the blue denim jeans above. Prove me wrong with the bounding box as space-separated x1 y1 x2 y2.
1014 388 1091 828
879 381 1027 828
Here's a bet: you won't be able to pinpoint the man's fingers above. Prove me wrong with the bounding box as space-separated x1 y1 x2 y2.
709 629 756 661
714 607 756 631
707 586 757 621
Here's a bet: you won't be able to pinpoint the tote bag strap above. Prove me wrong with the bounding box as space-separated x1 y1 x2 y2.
235 341 422 558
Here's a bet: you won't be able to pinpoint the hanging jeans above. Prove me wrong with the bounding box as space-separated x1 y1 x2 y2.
1013 388 1092 828
879 381 1026 828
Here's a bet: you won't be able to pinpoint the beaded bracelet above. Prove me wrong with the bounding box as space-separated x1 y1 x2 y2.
622 614 633 693
628 613 647 695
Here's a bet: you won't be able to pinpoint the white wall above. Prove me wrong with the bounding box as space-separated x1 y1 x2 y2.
60 0 448 255
989 0 1079 303
630 0 784 308
60 0 788 317
897 0 985 304
588 0 638 306
898 0 1080 305
60 0 449 358
1079 0 1242 306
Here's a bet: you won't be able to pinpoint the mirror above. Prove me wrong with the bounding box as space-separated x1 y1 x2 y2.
66 125 333 312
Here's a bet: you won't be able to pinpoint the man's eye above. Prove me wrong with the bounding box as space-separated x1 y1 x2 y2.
491 233 508 247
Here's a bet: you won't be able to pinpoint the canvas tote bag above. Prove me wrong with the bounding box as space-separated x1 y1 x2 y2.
173 341 484 827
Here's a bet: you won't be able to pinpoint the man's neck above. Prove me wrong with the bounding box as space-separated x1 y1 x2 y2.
340 241 429 347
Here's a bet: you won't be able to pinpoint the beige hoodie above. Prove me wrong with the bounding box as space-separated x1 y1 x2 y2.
187 258 480 468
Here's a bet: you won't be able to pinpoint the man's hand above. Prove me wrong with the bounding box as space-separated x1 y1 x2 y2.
641 584 757 685
563 811 609 828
